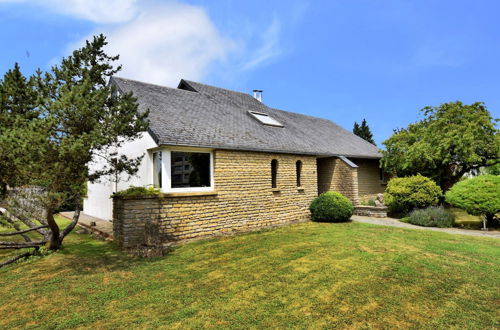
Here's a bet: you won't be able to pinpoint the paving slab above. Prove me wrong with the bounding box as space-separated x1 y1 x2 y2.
59 211 113 239
352 215 500 239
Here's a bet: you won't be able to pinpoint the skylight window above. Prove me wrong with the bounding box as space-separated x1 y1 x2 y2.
248 111 284 127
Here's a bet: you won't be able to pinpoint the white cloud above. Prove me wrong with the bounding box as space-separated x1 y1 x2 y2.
5 0 294 86
76 2 235 86
0 0 138 23
241 17 282 71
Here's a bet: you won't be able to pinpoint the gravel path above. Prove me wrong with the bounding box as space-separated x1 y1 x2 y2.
352 215 500 239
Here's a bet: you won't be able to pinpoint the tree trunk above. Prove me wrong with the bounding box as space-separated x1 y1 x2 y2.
441 175 461 192
46 209 61 250
0 181 7 198
486 214 498 228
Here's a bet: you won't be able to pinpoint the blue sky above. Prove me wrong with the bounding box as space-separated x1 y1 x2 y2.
1 0 499 145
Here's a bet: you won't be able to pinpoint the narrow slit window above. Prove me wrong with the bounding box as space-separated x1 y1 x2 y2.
296 160 302 187
153 151 162 188
249 111 283 127
271 159 278 188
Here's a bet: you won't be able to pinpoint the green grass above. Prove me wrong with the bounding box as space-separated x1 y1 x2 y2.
1 218 499 329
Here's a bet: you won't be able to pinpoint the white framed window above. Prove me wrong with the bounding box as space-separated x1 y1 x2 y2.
151 148 214 193
152 151 162 188
248 111 284 127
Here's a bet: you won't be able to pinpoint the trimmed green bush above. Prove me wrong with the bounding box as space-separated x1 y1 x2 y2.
309 191 353 222
445 175 500 227
407 207 455 228
112 186 161 197
384 174 442 215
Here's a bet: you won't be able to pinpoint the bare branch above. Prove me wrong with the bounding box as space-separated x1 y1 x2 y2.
0 241 46 249
1 209 32 242
0 250 37 268
3 208 48 236
0 225 49 237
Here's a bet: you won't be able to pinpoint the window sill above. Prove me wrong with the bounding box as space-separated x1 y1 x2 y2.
271 188 281 193
162 191 218 197
297 187 305 192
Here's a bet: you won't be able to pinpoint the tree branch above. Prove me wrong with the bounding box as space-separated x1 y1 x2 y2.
0 249 38 268
0 225 49 237
3 208 48 236
1 208 32 242
0 241 46 249
59 209 80 240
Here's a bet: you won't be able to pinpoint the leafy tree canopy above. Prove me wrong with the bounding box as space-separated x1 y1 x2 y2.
353 118 376 145
381 101 499 191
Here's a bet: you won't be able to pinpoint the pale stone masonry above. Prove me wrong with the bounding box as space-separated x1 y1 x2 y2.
353 158 386 197
317 157 359 205
114 150 318 248
89 76 389 248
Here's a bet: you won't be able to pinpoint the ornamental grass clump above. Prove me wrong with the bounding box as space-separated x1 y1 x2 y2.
309 192 353 222
408 206 455 228
384 174 442 216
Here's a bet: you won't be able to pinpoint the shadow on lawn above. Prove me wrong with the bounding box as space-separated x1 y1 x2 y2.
45 236 164 274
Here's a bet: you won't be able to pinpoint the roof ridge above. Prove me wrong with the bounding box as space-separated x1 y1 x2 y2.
112 76 196 94
181 79 257 99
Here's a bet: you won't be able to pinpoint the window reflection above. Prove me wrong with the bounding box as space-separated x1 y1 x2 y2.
171 152 210 188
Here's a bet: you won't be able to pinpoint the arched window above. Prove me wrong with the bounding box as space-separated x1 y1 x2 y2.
296 160 302 187
271 159 278 188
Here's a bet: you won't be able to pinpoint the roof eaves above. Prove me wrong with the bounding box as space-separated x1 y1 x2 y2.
339 156 359 168
157 142 382 159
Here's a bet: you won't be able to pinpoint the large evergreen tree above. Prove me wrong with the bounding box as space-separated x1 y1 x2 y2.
353 118 376 145
0 35 149 266
0 63 38 196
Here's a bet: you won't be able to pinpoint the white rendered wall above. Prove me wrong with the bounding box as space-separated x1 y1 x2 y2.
83 132 157 220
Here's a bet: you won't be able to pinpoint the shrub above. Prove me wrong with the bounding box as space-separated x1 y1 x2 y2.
445 175 500 227
407 207 455 228
384 174 442 215
364 199 376 206
112 186 161 198
309 192 353 222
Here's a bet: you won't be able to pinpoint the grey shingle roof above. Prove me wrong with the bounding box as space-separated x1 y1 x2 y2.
111 76 381 158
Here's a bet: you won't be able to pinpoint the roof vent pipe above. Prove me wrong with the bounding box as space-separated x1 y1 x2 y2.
253 89 263 102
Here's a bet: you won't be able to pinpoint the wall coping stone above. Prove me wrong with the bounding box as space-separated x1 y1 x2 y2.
355 205 388 211
113 191 219 200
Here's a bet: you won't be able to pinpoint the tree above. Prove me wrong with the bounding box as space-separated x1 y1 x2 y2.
445 175 500 228
0 34 149 267
381 101 499 191
0 63 38 196
353 118 376 145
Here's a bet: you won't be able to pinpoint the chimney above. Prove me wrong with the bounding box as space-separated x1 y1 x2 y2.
253 89 263 102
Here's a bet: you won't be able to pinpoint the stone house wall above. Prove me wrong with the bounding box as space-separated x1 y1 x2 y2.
317 157 359 205
352 158 386 198
113 150 318 248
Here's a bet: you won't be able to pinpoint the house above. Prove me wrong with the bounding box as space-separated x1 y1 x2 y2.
83 77 385 246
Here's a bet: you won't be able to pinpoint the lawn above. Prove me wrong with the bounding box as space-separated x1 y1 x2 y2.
1 217 499 329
